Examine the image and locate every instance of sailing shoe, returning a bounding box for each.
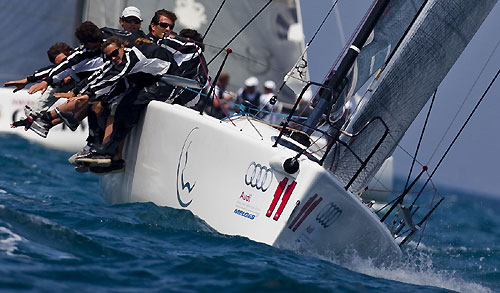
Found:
[68,145,92,165]
[29,118,51,138]
[89,159,125,175]
[23,105,38,119]
[75,151,112,167]
[55,107,79,131]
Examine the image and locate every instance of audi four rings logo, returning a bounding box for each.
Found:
[245,162,273,191]
[316,202,342,228]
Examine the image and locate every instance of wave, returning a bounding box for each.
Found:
[0,204,129,260]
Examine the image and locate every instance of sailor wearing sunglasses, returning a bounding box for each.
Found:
[147,9,177,42]
[119,6,143,33]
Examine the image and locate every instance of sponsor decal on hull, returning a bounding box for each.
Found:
[266,178,296,221]
[234,191,261,220]
[288,194,322,232]
[245,161,273,192]
[239,191,252,202]
[316,202,342,228]
[233,208,256,220]
[176,127,198,207]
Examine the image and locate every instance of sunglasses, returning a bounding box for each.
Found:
[104,47,120,61]
[123,17,141,24]
[158,22,174,29]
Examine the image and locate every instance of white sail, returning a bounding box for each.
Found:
[332,0,497,194]
[342,0,425,100]
[83,0,308,104]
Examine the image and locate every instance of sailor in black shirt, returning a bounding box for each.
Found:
[158,29,208,107]
[73,36,178,172]
[146,9,177,43]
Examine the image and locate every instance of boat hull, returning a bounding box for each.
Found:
[0,88,87,151]
[101,101,401,262]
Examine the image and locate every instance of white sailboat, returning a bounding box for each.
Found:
[0,88,88,151]
[0,0,497,263]
[98,0,498,262]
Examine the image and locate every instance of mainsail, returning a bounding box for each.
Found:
[341,0,425,101]
[83,0,308,104]
[332,0,497,194]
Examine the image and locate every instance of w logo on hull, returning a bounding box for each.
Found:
[316,202,342,228]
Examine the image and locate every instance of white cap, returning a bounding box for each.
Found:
[121,6,142,21]
[244,76,259,87]
[264,80,276,90]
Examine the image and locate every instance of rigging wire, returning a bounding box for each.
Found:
[296,0,378,119]
[410,64,500,210]
[404,89,437,190]
[275,0,341,96]
[207,0,273,66]
[202,0,226,40]
[203,43,305,84]
[426,35,500,165]
[413,188,439,251]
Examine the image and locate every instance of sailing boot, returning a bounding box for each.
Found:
[55,107,79,131]
[74,140,119,167]
[68,144,92,165]
[29,117,52,138]
[89,159,126,175]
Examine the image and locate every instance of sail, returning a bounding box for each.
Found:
[332,0,497,193]
[83,0,308,104]
[0,1,81,83]
[342,0,425,100]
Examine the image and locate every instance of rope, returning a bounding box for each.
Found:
[207,0,273,66]
[410,64,500,210]
[202,0,226,40]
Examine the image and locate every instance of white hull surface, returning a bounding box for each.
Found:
[102,101,401,262]
[0,88,87,152]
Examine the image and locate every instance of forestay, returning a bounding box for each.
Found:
[332,0,497,194]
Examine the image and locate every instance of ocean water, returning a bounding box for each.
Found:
[0,133,498,292]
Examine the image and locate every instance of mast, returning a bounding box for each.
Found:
[299,0,391,139]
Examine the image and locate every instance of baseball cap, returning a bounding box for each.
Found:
[264,80,276,90]
[121,6,142,21]
[244,76,259,87]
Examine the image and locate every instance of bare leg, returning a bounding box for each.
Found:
[102,115,115,145]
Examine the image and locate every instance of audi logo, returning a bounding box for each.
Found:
[316,202,342,228]
[245,162,273,191]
